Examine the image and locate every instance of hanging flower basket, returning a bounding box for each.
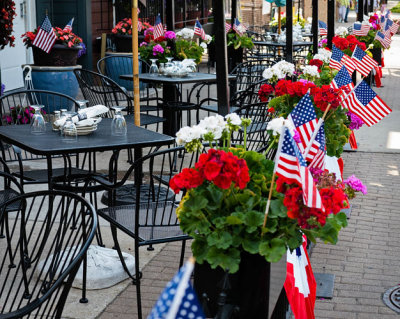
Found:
[32,44,82,66]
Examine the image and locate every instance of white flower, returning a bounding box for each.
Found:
[198,115,228,140]
[335,26,348,36]
[284,120,296,137]
[262,68,274,80]
[314,48,332,63]
[301,65,320,78]
[204,34,212,44]
[191,125,207,140]
[267,117,286,136]
[176,28,195,40]
[200,42,207,49]
[225,113,242,126]
[176,126,195,145]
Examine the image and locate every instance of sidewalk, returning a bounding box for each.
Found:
[95,17,400,319]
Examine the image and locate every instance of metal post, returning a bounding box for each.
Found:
[327,0,335,49]
[166,0,175,31]
[358,0,364,21]
[312,0,318,54]
[369,0,373,13]
[364,0,368,16]
[231,0,237,28]
[213,0,230,115]
[286,0,293,63]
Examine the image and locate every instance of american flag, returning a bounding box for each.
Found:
[288,93,320,162]
[385,19,399,35]
[375,31,391,49]
[275,127,324,210]
[318,21,327,36]
[148,260,205,319]
[153,14,164,40]
[32,15,57,53]
[385,10,391,19]
[329,45,357,74]
[352,23,369,36]
[309,125,326,170]
[342,80,391,126]
[138,20,143,32]
[225,22,232,34]
[233,18,245,36]
[379,15,386,28]
[352,45,378,77]
[63,17,74,32]
[331,66,355,100]
[194,20,207,40]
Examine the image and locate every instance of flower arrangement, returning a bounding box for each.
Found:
[171,114,356,273]
[139,27,210,64]
[260,57,351,158]
[0,0,17,49]
[22,27,83,48]
[226,30,254,50]
[2,105,46,125]
[112,18,152,35]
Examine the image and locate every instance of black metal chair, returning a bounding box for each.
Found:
[52,145,200,319]
[96,55,163,114]
[0,190,97,319]
[0,89,92,188]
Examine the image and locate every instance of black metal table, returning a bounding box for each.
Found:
[120,73,236,136]
[128,113,166,126]
[0,118,174,187]
[253,40,313,58]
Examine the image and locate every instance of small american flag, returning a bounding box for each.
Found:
[63,17,74,32]
[289,93,320,162]
[385,10,391,19]
[352,23,369,36]
[375,31,391,49]
[309,125,326,170]
[329,45,357,74]
[153,14,164,40]
[225,22,232,34]
[233,18,244,36]
[379,15,386,27]
[275,127,324,210]
[342,80,391,126]
[148,260,205,319]
[352,45,378,77]
[194,20,207,40]
[385,19,399,35]
[318,21,327,36]
[138,20,143,32]
[32,15,57,53]
[331,66,355,100]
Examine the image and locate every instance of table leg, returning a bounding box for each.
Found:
[162,83,178,136]
[47,155,53,190]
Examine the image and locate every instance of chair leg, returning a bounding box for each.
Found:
[110,225,142,283]
[179,240,186,268]
[80,253,88,303]
[135,240,143,319]
[0,218,4,238]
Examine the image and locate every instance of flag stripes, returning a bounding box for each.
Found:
[32,15,57,53]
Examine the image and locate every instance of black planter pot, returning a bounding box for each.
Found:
[228,46,244,73]
[32,44,81,66]
[113,34,145,53]
[370,47,382,65]
[193,252,287,318]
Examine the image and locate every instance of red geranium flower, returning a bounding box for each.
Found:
[258,84,275,102]
[309,59,324,72]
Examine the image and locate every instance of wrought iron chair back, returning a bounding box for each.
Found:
[0,190,97,319]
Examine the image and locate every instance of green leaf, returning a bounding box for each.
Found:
[183,195,208,211]
[259,238,286,263]
[269,199,287,218]
[207,231,233,249]
[191,237,208,263]
[265,218,278,233]
[242,238,260,254]
[206,247,241,273]
[226,215,244,225]
[243,210,264,233]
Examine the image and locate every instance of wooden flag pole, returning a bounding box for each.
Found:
[132,0,140,126]
[278,7,282,35]
[262,172,276,228]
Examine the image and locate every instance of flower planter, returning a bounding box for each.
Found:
[370,47,382,65]
[228,46,244,73]
[22,65,81,112]
[193,252,287,318]
[113,34,145,53]
[32,44,82,67]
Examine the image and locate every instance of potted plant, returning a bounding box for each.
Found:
[111,17,151,52]
[171,112,364,317]
[22,27,85,66]
[0,0,17,49]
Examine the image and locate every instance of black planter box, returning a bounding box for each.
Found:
[113,34,145,53]
[32,44,81,66]
[193,252,287,318]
